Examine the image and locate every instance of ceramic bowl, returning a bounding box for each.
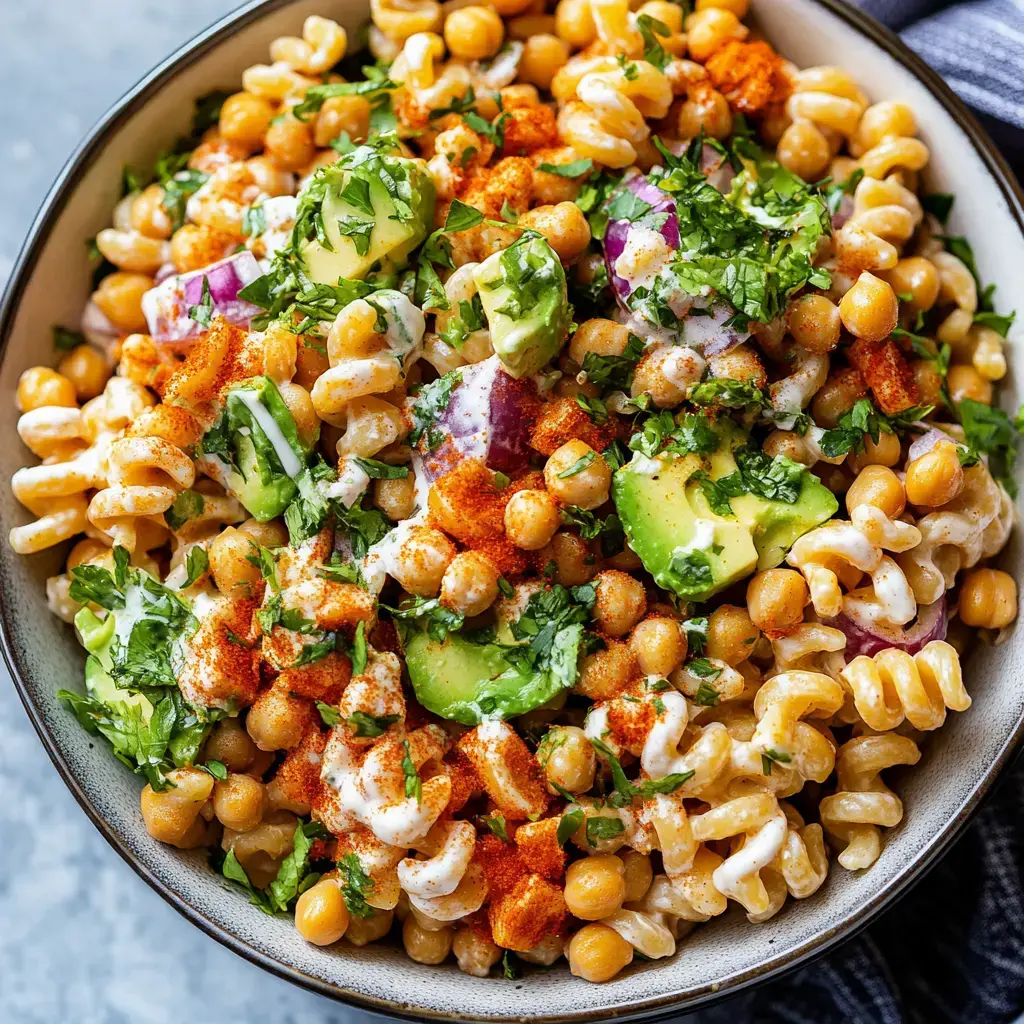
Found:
[2,0,1023,1019]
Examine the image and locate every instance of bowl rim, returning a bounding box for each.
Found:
[3,0,1024,1020]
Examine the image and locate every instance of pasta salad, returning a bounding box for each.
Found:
[9,0,1022,984]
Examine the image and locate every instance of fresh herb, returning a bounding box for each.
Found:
[338,852,376,919]
[335,215,375,256]
[922,192,955,224]
[199,759,228,781]
[689,378,770,412]
[349,620,368,675]
[636,13,671,70]
[481,813,509,842]
[975,310,1017,337]
[444,197,485,233]
[353,457,410,480]
[348,711,400,738]
[180,547,209,589]
[502,951,520,980]
[316,701,341,726]
[242,203,266,238]
[668,548,713,597]
[586,816,626,847]
[821,167,864,216]
[53,326,84,352]
[591,737,694,807]
[401,740,422,803]
[537,158,594,178]
[557,807,585,846]
[409,370,462,450]
[693,681,720,707]
[957,398,1020,496]
[187,275,215,328]
[581,333,645,390]
[164,490,205,530]
[291,71,398,121]
[557,451,596,478]
[384,595,464,643]
[497,577,515,599]
[682,617,708,657]
[818,398,933,459]
[686,657,721,680]
[575,393,609,425]
[559,508,625,556]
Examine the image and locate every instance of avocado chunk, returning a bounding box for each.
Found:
[299,143,436,284]
[613,419,837,602]
[199,376,316,521]
[75,606,153,716]
[404,626,583,726]
[473,232,571,378]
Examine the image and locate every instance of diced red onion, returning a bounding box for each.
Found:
[143,251,264,344]
[907,427,965,464]
[831,194,854,230]
[828,594,947,658]
[154,262,177,285]
[420,355,536,479]
[604,174,680,301]
[688,302,750,355]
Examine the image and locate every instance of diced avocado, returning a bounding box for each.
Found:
[612,420,838,602]
[404,624,583,726]
[199,376,316,521]
[299,145,436,284]
[473,232,571,378]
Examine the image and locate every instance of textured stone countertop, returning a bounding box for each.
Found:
[0,4,376,1021]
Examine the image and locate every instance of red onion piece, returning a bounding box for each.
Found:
[420,355,536,480]
[906,427,967,464]
[689,302,750,355]
[143,251,263,343]
[831,194,854,230]
[828,594,947,658]
[604,174,679,301]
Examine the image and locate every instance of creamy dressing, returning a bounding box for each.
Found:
[324,457,370,508]
[258,195,298,257]
[661,347,706,390]
[234,388,303,478]
[360,509,428,595]
[372,289,426,366]
[628,452,664,476]
[613,226,674,293]
[672,518,717,561]
[712,811,788,897]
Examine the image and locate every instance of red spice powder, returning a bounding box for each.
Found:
[459,157,535,218]
[514,819,567,881]
[277,649,351,704]
[272,727,327,809]
[489,873,568,952]
[607,695,656,754]
[442,749,482,816]
[476,833,529,902]
[705,40,792,115]
[847,338,919,414]
[501,106,560,157]
[530,397,617,457]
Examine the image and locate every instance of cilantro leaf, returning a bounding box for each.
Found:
[348,711,400,737]
[409,370,462,451]
[338,852,376,918]
[180,547,209,589]
[164,490,205,530]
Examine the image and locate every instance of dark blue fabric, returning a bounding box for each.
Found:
[692,4,1024,1021]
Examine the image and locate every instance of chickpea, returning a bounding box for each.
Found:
[544,440,611,510]
[621,851,653,903]
[519,203,591,263]
[314,95,371,148]
[213,772,265,832]
[492,0,534,14]
[92,271,154,333]
[219,91,275,150]
[569,318,629,366]
[811,367,864,429]
[208,527,262,596]
[686,8,746,62]
[373,474,416,521]
[16,366,77,412]
[882,257,940,312]
[904,441,964,507]
[140,767,214,847]
[911,357,944,409]
[628,616,686,676]
[706,604,760,665]
[554,0,596,48]
[593,570,647,638]
[786,294,841,353]
[845,464,906,518]
[440,551,500,617]
[444,6,504,60]
[697,0,749,13]
[519,34,571,90]
[947,364,993,405]
[568,923,633,983]
[130,184,173,240]
[238,517,289,549]
[170,223,229,274]
[58,345,109,401]
[564,854,627,920]
[747,569,808,632]
[391,526,457,597]
[505,489,562,550]
[345,909,394,946]
[959,569,1018,630]
[848,429,901,472]
[839,272,899,343]
[777,119,831,181]
[540,531,596,587]
[677,89,733,140]
[264,114,316,172]
[453,928,502,977]
[295,878,351,946]
[576,639,638,700]
[401,916,454,965]
[205,717,257,772]
[246,687,311,752]
[538,725,596,794]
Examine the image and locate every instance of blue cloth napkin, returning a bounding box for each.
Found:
[693,4,1024,1022]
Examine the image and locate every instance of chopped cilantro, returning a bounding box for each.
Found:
[557,451,597,478]
[164,489,205,530]
[401,740,423,803]
[481,813,509,842]
[53,326,84,352]
[180,547,209,589]
[586,816,626,847]
[409,370,462,451]
[348,710,400,737]
[338,852,376,919]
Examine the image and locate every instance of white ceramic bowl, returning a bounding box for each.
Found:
[2,1,1023,1019]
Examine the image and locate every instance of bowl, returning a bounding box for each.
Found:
[2,0,1023,1019]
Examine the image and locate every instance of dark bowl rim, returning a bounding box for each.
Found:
[2,0,1024,1020]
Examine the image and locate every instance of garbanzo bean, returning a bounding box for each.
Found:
[205,717,257,772]
[538,724,596,794]
[882,257,940,312]
[440,551,500,617]
[747,569,808,632]
[92,271,154,333]
[628,616,686,676]
[17,366,78,411]
[209,527,262,596]
[140,766,213,847]
[540,531,596,587]
[947,363,993,404]
[621,850,653,903]
[839,272,899,343]
[568,923,633,983]
[219,91,276,150]
[213,772,265,832]
[519,34,571,90]
[959,569,1018,629]
[519,203,591,263]
[564,854,627,920]
[706,604,760,665]
[845,464,906,518]
[403,916,454,964]
[904,441,964,507]
[295,878,351,945]
[444,5,504,60]
[544,440,612,509]
[504,489,562,550]
[593,570,647,637]
[453,928,503,977]
[786,294,841,353]
[58,345,109,401]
